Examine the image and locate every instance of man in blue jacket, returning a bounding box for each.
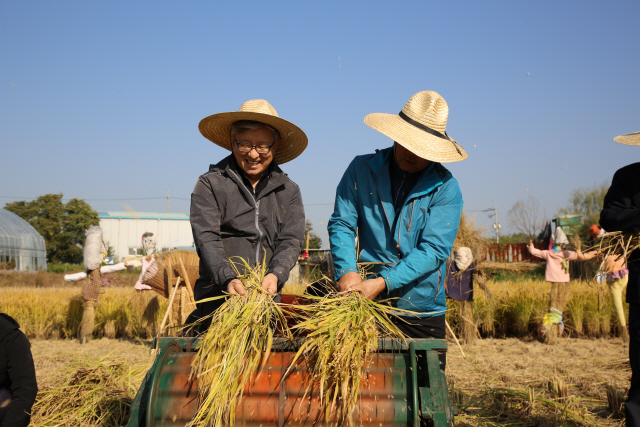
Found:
[328,91,467,369]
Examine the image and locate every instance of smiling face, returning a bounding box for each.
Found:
[230,126,279,186]
[393,142,431,173]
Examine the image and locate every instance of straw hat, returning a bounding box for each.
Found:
[614,131,640,146]
[199,99,308,164]
[364,91,467,163]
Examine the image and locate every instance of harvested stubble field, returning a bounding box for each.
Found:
[3,275,632,425]
[28,336,629,426]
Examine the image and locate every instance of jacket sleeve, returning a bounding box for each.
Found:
[600,168,640,233]
[327,158,360,280]
[3,332,38,427]
[528,246,548,260]
[379,177,463,292]
[267,184,305,286]
[190,177,237,287]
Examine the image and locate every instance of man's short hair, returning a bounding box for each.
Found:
[230,120,281,142]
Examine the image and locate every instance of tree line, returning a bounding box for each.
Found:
[4,194,324,264]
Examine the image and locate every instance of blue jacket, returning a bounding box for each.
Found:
[328,147,463,316]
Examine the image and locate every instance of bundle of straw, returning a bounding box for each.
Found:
[190,259,292,427]
[31,358,148,427]
[288,291,407,422]
[588,231,640,273]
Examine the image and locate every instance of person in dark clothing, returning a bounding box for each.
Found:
[0,313,38,427]
[189,99,307,329]
[598,130,640,427]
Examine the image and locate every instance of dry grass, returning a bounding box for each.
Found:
[27,337,630,427]
[453,211,488,264]
[448,337,629,426]
[0,270,138,288]
[31,357,150,427]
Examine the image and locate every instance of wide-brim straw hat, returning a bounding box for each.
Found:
[199,99,308,164]
[614,131,640,146]
[364,90,467,163]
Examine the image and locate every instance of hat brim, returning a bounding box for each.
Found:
[199,111,308,164]
[364,113,467,163]
[614,131,640,147]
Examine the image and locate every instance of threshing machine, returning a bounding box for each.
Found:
[127,336,454,427]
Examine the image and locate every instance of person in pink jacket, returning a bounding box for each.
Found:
[527,226,577,343]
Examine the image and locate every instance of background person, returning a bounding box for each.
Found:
[0,313,38,427]
[328,90,467,370]
[190,100,307,329]
[598,130,640,426]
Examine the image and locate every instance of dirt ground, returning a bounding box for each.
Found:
[30,337,630,426]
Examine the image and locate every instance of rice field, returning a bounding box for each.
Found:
[0,278,628,340]
[446,279,627,340]
[0,287,167,339]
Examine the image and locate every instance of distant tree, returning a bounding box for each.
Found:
[304,220,322,250]
[558,181,609,242]
[506,195,547,241]
[4,194,99,264]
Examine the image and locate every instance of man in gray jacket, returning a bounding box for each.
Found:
[190,99,307,324]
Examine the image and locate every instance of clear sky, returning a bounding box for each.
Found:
[1,1,639,248]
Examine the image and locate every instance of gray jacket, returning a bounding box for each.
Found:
[190,155,305,299]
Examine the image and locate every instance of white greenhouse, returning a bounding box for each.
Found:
[0,208,47,271]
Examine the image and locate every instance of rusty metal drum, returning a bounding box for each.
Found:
[146,342,415,427]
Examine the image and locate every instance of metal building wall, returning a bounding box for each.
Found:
[98,214,193,261]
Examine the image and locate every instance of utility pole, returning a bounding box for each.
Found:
[491,201,501,243]
[167,190,170,213]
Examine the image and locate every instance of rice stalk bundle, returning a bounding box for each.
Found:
[589,231,640,273]
[288,291,408,423]
[31,358,148,427]
[452,211,487,263]
[190,258,292,427]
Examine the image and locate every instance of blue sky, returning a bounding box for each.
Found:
[1,1,639,247]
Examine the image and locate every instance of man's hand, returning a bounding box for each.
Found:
[227,279,245,295]
[261,273,278,294]
[337,272,362,292]
[349,277,386,300]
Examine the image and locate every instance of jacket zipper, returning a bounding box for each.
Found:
[229,169,264,265]
[368,164,393,234]
[254,200,262,264]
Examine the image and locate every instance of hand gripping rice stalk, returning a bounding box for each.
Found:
[288,290,409,423]
[190,258,293,427]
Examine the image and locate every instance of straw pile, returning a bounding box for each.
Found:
[30,358,148,427]
[190,259,292,427]
[288,288,408,422]
[452,211,488,264]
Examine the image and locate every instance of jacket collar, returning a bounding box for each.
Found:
[209,154,289,200]
[367,147,445,200]
[367,147,445,232]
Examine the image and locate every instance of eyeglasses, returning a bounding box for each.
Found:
[235,139,274,154]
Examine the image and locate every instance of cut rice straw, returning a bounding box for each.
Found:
[587,231,640,275]
[285,264,413,423]
[189,257,293,427]
[30,357,149,427]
